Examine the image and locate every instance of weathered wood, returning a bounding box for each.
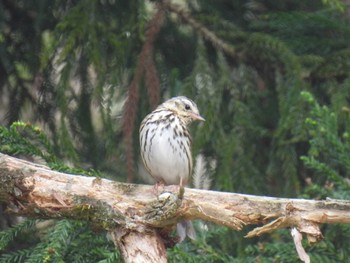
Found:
[1,153,350,261]
[110,228,167,263]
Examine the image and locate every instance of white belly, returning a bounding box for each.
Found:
[141,119,192,185]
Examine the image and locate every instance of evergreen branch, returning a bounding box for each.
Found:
[160,0,236,58]
[0,219,37,251]
[0,247,34,263]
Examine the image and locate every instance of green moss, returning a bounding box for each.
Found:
[0,167,25,201]
[110,181,139,194]
[69,196,124,230]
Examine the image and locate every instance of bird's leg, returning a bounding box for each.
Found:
[178,177,185,199]
[166,177,184,197]
[153,180,165,196]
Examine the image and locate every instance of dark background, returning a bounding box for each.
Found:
[0,0,350,262]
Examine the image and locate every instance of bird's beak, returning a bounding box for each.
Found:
[191,113,205,121]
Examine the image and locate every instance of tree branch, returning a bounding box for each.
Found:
[1,153,350,261]
[160,0,236,58]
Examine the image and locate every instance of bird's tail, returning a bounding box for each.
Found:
[177,220,196,243]
[177,155,212,242]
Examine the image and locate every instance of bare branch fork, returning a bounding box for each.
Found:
[1,153,350,262]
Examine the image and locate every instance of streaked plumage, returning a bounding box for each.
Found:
[139,96,204,242]
[139,96,204,186]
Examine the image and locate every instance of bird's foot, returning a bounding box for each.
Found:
[166,184,185,199]
[153,181,165,196]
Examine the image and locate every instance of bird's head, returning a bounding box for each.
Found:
[160,96,205,124]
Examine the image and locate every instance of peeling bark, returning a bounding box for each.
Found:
[1,153,350,261]
[110,228,167,263]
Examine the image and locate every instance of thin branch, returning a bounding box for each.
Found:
[122,6,164,183]
[160,0,236,58]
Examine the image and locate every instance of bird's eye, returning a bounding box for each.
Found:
[185,104,191,110]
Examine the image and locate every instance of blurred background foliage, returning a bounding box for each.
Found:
[1,0,350,262]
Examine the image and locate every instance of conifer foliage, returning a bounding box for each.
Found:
[1,0,350,261]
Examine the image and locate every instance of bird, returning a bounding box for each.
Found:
[139,96,205,242]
